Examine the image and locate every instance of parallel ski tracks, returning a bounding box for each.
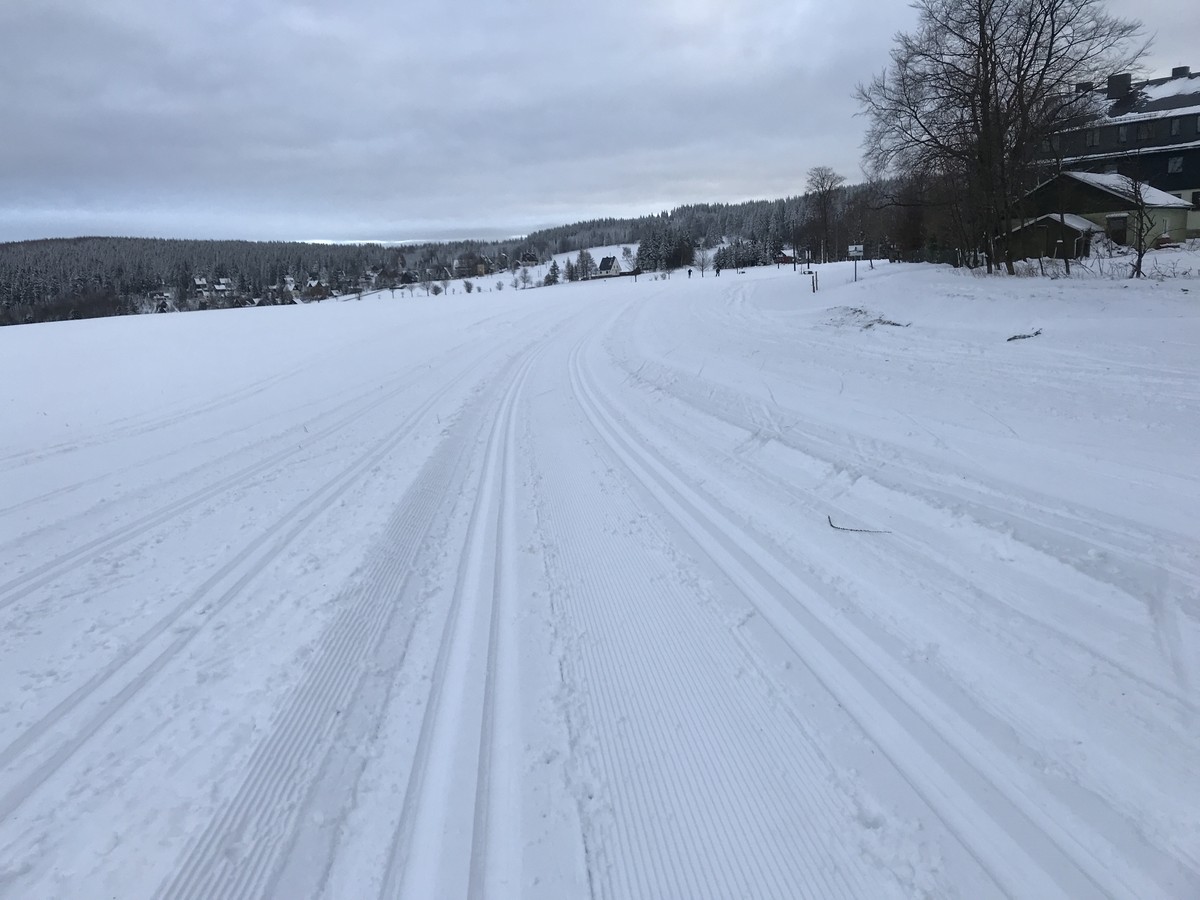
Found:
[0,305,568,608]
[612,347,1198,641]
[0,348,485,613]
[605,299,1195,562]
[157,398,476,900]
[0,365,380,522]
[541,462,876,899]
[568,338,1165,900]
[0,347,505,827]
[0,361,309,469]
[378,347,537,900]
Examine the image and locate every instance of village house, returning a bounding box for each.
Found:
[1022,170,1192,251]
[596,256,621,277]
[1006,213,1100,261]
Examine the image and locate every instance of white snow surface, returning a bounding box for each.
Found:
[1,258,1199,899]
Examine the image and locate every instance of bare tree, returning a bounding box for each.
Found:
[694,247,711,277]
[519,266,532,289]
[857,0,1144,273]
[806,166,846,263]
[1125,172,1155,278]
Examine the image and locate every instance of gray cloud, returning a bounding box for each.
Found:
[0,0,1188,242]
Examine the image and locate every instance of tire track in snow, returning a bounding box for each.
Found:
[378,348,537,900]
[0,355,489,825]
[569,338,1168,900]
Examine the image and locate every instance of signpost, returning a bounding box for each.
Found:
[799,249,818,292]
[849,243,863,282]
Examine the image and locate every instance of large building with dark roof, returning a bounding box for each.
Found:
[1052,66,1200,236]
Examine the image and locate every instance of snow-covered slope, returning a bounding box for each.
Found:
[1,257,1198,898]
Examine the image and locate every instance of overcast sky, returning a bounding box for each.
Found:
[0,0,1191,243]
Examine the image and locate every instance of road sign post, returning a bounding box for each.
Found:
[849,244,863,282]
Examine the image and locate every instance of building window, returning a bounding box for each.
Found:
[1137,123,1152,141]
[1167,156,1183,174]
[1085,127,1100,147]
[1192,191,1200,209]
[1170,118,1181,136]
[1117,125,1128,143]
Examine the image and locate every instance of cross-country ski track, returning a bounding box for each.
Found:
[1,259,1198,898]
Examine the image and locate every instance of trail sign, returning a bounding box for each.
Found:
[849,244,864,282]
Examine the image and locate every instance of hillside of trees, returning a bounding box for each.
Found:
[1,174,949,326]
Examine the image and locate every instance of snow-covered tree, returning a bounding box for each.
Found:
[575,249,596,280]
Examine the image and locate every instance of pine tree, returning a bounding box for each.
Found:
[545,260,560,285]
[576,249,596,280]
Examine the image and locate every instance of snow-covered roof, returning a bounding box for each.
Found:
[1142,75,1200,102]
[1100,71,1200,122]
[1010,213,1101,234]
[1059,138,1200,166]
[1063,171,1192,208]
[1107,103,1200,125]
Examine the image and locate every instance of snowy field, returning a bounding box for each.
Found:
[1,256,1198,899]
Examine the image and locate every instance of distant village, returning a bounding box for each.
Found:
[152,249,643,313]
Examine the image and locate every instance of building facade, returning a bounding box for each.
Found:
[1053,67,1200,237]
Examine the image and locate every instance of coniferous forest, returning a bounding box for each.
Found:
[2,181,930,326]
